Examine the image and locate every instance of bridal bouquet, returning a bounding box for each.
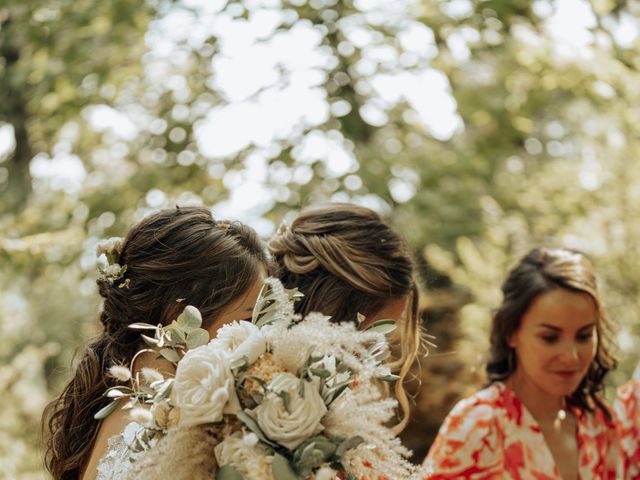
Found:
[97,278,418,480]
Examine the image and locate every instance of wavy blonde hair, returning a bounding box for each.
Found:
[268,203,422,432]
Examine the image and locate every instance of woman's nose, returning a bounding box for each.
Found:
[558,342,580,363]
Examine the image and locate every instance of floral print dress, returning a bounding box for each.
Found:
[615,379,640,480]
[423,382,621,480]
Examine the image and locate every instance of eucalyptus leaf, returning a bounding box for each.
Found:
[141,334,159,347]
[186,328,209,349]
[176,305,203,331]
[379,373,401,382]
[279,390,291,414]
[107,389,127,398]
[159,348,180,363]
[216,465,245,480]
[365,320,397,334]
[309,367,331,379]
[336,435,364,457]
[154,379,173,401]
[272,453,298,480]
[94,398,121,420]
[129,323,158,330]
[165,325,186,344]
[327,383,350,405]
[236,411,278,447]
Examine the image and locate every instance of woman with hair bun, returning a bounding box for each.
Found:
[268,203,424,432]
[424,248,620,479]
[42,206,269,480]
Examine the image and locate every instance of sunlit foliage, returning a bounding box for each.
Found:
[1,0,639,473]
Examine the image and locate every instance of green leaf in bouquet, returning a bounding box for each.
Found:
[326,381,351,406]
[176,305,203,331]
[379,373,401,382]
[94,398,121,420]
[164,325,186,344]
[153,379,173,402]
[367,341,389,359]
[159,348,180,363]
[249,391,264,406]
[141,334,160,348]
[309,367,331,379]
[186,328,209,349]
[272,453,298,480]
[297,379,305,398]
[365,320,397,334]
[129,322,159,330]
[292,436,336,475]
[255,310,276,328]
[106,386,134,398]
[335,436,364,457]
[216,465,245,480]
[236,411,278,447]
[278,390,291,414]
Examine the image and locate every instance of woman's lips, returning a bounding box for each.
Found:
[553,370,578,379]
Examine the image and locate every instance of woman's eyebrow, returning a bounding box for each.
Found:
[537,323,562,331]
[578,322,596,331]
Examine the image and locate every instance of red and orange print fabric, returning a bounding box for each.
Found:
[615,379,640,479]
[423,382,627,479]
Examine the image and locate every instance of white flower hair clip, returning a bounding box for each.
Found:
[96,236,128,285]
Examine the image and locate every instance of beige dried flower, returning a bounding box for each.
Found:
[151,401,171,429]
[168,406,181,427]
[240,353,287,405]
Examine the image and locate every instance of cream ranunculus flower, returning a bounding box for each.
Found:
[253,373,327,450]
[210,320,267,369]
[170,344,240,427]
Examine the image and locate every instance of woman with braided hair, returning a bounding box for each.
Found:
[268,203,425,432]
[42,206,269,480]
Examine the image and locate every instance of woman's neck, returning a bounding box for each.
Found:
[505,369,566,426]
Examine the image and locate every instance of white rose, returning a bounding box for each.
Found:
[210,320,267,369]
[214,432,271,477]
[253,373,327,450]
[170,344,240,427]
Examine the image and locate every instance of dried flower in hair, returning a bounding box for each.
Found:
[108,365,132,383]
[142,368,164,385]
[96,236,125,257]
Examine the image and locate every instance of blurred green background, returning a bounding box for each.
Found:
[2,0,639,477]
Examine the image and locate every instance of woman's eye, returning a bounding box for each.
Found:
[577,333,593,343]
[541,335,558,344]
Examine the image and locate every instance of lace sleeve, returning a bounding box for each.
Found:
[96,422,151,480]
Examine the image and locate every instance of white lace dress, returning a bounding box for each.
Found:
[96,422,152,480]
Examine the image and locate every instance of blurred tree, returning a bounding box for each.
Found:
[2,0,640,475]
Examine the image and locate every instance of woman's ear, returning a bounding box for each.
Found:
[507,331,517,349]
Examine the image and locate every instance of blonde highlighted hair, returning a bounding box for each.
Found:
[268,203,422,432]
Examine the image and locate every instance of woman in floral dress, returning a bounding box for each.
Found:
[423,248,621,479]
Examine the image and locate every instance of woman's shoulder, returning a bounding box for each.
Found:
[432,383,511,448]
[81,406,141,480]
[424,383,506,476]
[446,382,511,423]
